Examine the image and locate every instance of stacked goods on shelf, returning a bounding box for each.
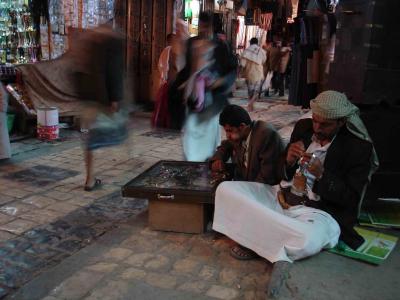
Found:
[0,0,39,64]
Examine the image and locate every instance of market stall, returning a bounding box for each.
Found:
[1,0,117,139]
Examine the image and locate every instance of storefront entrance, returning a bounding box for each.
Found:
[126,0,174,104]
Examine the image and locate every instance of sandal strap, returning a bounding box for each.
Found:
[231,245,257,260]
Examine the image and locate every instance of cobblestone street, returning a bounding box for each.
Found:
[0,115,186,299]
[0,97,398,300]
[0,95,304,299]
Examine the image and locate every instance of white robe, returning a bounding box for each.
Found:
[213,181,340,262]
[183,113,221,162]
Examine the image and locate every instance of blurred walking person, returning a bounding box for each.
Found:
[240,38,266,111]
[262,41,281,97]
[152,33,174,128]
[71,20,128,191]
[275,41,291,97]
[170,11,237,161]
[153,20,189,129]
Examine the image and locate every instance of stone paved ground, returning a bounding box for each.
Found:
[0,116,184,298]
[13,213,272,300]
[1,94,302,299]
[1,93,399,300]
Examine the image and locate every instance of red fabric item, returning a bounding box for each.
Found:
[233,19,240,35]
[151,83,171,128]
[260,13,273,31]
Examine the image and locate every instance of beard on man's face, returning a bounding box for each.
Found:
[314,128,338,142]
[315,132,328,141]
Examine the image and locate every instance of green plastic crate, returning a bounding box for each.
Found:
[6,113,15,134]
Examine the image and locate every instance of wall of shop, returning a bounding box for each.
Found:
[327,0,400,105]
[126,0,175,104]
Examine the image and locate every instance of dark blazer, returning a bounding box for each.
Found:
[286,118,373,249]
[210,120,284,185]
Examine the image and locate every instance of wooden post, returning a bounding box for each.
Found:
[47,20,52,60]
[78,0,83,29]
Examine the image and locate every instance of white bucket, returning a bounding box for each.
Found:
[37,107,59,140]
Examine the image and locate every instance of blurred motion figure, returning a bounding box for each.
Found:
[169,11,237,161]
[70,20,127,191]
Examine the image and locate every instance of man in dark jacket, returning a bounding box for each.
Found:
[210,104,284,185]
[212,90,378,297]
[284,90,378,250]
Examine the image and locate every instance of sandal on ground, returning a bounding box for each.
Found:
[230,245,258,260]
[84,178,102,191]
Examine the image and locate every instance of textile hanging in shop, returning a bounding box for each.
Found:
[260,13,273,31]
[62,0,114,29]
[245,26,265,47]
[245,8,262,26]
[253,8,262,25]
[46,0,115,58]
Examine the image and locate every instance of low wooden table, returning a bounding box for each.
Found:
[122,160,230,233]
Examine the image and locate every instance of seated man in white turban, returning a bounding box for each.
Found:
[212,90,378,297]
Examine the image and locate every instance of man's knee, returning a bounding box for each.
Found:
[300,220,339,257]
[215,181,235,200]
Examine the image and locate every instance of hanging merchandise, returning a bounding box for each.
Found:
[44,0,115,59]
[260,13,273,31]
[253,8,261,26]
[0,0,40,64]
[62,0,114,29]
[236,15,245,52]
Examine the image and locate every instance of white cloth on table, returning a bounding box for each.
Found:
[0,84,11,160]
[183,113,221,162]
[212,181,340,262]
